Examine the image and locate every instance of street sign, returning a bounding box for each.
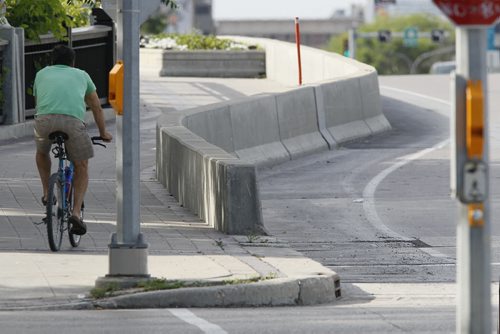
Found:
[403,27,418,47]
[432,0,500,26]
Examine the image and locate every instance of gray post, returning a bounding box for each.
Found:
[106,0,149,279]
[0,27,24,125]
[348,29,356,59]
[454,27,491,333]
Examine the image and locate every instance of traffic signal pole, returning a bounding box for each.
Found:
[453,26,491,333]
[348,29,356,59]
[97,0,165,287]
[109,0,149,276]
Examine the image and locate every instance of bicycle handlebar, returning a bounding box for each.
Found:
[91,136,107,148]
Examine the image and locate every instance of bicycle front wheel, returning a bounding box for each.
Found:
[46,173,64,251]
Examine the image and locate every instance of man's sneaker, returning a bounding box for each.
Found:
[69,216,87,235]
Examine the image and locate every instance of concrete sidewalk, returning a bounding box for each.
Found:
[0,75,340,309]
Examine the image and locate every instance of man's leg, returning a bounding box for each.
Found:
[36,151,51,201]
[72,159,88,218]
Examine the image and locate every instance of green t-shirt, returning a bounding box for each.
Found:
[34,65,96,121]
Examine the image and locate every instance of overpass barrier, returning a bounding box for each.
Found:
[156,37,391,235]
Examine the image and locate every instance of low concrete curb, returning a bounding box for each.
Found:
[0,273,339,311]
[93,274,340,309]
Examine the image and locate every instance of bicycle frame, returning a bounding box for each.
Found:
[44,133,105,251]
[51,137,73,219]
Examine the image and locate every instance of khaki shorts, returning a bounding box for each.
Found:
[34,114,94,161]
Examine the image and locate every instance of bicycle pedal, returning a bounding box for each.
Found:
[34,217,48,226]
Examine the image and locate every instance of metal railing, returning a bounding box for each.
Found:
[24,25,114,117]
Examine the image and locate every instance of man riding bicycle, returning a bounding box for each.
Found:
[34,45,113,236]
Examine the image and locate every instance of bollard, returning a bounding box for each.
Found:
[294,17,302,86]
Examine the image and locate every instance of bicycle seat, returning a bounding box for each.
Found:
[48,131,69,141]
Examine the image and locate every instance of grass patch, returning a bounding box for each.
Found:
[89,274,280,299]
[137,278,188,291]
[90,283,120,299]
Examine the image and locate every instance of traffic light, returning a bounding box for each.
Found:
[378,30,391,42]
[431,29,445,43]
[342,38,350,57]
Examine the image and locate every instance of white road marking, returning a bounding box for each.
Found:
[196,83,231,101]
[168,309,228,334]
[380,85,450,106]
[363,86,452,259]
[362,139,449,241]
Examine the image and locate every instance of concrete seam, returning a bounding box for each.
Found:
[358,77,374,135]
[274,95,292,157]
[312,87,334,150]
[296,279,303,305]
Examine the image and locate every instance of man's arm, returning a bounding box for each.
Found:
[84,91,113,142]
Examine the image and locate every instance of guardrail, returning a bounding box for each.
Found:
[0,18,114,125]
[156,37,391,235]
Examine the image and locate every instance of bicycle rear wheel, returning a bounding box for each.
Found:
[46,173,64,251]
[68,187,83,247]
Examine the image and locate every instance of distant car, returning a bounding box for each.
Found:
[429,61,456,74]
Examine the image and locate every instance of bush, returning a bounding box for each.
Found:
[5,0,91,42]
[147,33,248,50]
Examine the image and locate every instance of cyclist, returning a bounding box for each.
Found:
[34,45,113,236]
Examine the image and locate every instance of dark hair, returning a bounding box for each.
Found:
[52,45,75,66]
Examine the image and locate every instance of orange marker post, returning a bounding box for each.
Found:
[294,17,303,86]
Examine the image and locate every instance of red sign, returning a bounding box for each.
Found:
[432,0,500,26]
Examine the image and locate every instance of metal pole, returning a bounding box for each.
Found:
[107,0,148,278]
[348,29,356,59]
[455,26,491,333]
[294,17,302,86]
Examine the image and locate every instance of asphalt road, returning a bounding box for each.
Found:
[259,74,500,284]
[2,74,498,332]
[0,304,456,333]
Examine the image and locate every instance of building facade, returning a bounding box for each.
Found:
[216,16,363,48]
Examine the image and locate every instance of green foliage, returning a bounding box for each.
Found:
[5,0,92,42]
[176,34,232,50]
[161,0,178,9]
[137,278,187,291]
[138,0,178,35]
[326,14,455,75]
[90,283,119,299]
[62,0,92,28]
[141,14,168,35]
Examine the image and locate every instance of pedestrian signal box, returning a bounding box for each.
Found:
[466,80,484,159]
[109,61,124,115]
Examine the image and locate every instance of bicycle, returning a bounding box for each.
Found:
[42,131,106,252]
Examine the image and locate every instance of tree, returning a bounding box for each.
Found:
[5,0,91,41]
[327,14,455,75]
[5,0,178,42]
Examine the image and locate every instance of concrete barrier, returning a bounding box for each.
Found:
[275,87,328,159]
[316,77,372,143]
[359,71,391,135]
[140,49,266,78]
[156,37,391,235]
[229,95,290,166]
